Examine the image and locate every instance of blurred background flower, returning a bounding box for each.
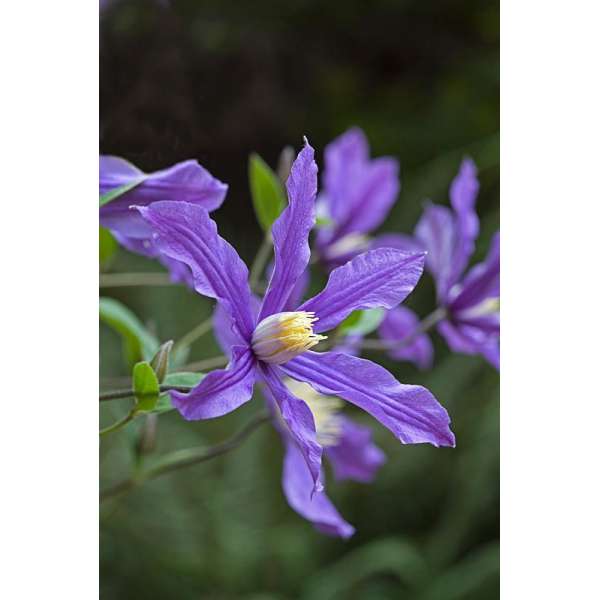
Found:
[100,0,499,597]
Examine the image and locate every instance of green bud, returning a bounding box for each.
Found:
[150,340,173,384]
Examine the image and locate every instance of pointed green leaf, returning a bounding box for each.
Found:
[249,153,286,232]
[99,177,146,207]
[99,297,160,366]
[338,308,386,336]
[132,361,160,412]
[164,372,206,387]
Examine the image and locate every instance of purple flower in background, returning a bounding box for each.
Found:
[378,306,434,370]
[385,159,499,369]
[99,155,227,283]
[136,140,454,537]
[265,379,385,538]
[315,128,400,268]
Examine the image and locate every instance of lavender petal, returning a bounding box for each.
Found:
[300,248,425,333]
[170,347,257,420]
[282,351,455,447]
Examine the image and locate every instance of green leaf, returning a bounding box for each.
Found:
[164,372,206,387]
[249,153,286,232]
[132,361,160,412]
[99,178,146,207]
[152,372,206,414]
[338,308,386,336]
[99,297,160,366]
[99,226,118,270]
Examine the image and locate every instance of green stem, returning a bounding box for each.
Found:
[99,411,135,437]
[100,412,270,501]
[357,307,447,352]
[172,316,213,354]
[179,355,228,372]
[99,272,175,288]
[249,234,273,290]
[100,384,196,403]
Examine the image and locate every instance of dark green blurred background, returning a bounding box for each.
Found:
[100,0,499,598]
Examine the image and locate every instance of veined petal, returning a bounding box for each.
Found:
[259,141,317,319]
[170,347,257,420]
[318,128,399,245]
[378,306,434,370]
[266,261,310,311]
[137,201,255,341]
[415,203,458,302]
[100,156,227,210]
[326,417,386,483]
[300,248,425,333]
[213,295,262,358]
[282,439,355,539]
[281,351,455,447]
[100,157,227,241]
[259,363,323,494]
[449,158,480,281]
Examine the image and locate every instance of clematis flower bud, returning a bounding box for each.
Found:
[150,340,173,383]
[251,312,326,365]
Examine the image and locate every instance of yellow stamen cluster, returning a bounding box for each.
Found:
[251,311,327,365]
[285,379,343,446]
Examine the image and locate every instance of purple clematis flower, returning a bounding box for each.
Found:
[377,306,434,370]
[383,159,499,369]
[315,128,400,268]
[264,379,385,538]
[99,155,227,283]
[135,141,454,519]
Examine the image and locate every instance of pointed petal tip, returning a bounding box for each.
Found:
[340,524,356,539]
[300,136,315,155]
[168,389,195,420]
[460,155,478,173]
[441,428,456,448]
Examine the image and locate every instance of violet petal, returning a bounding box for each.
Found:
[170,346,257,420]
[300,248,425,333]
[259,141,317,319]
[282,351,455,447]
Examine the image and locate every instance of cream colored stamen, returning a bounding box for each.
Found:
[456,297,500,320]
[252,311,327,365]
[285,379,343,446]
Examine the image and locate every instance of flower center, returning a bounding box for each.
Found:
[284,379,343,446]
[456,296,500,320]
[252,311,327,365]
[326,233,370,259]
